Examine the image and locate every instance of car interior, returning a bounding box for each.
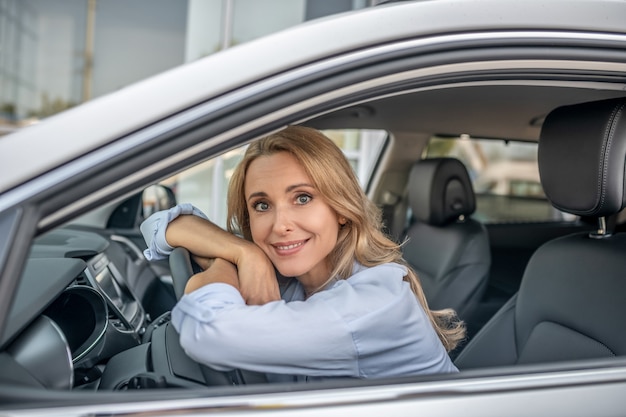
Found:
[455,97,626,368]
[2,72,626,394]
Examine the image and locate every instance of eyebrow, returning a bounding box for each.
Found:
[247,183,315,202]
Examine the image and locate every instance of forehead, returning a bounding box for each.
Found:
[244,152,312,194]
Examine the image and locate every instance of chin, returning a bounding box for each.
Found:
[273,262,308,279]
[275,267,304,279]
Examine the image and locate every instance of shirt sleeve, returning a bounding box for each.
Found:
[140,203,208,261]
[170,263,455,378]
[170,282,359,377]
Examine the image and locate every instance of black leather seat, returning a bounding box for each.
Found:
[455,97,626,369]
[402,158,490,322]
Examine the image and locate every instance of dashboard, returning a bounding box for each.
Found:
[0,227,212,390]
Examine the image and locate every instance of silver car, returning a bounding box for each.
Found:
[2,0,626,415]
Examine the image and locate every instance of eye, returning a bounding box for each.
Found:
[296,194,312,205]
[253,201,270,212]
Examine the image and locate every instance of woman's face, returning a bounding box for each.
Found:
[244,152,341,291]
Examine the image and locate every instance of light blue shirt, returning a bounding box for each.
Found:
[140,203,208,261]
[142,205,458,380]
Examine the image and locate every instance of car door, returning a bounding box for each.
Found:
[2,1,626,416]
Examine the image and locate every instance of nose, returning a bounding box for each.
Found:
[272,205,294,235]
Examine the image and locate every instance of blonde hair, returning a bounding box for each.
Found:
[227,126,465,351]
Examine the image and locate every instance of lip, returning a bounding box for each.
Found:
[271,239,308,256]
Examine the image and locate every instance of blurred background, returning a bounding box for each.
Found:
[0,0,382,132]
[1,0,389,225]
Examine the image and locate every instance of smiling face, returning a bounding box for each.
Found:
[244,151,341,292]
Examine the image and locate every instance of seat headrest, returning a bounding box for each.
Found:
[407,158,475,226]
[539,98,626,217]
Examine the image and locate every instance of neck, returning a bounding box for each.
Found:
[300,276,338,299]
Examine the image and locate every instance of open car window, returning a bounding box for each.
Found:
[154,129,388,228]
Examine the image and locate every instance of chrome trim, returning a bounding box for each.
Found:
[8,363,626,415]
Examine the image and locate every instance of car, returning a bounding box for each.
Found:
[2,0,626,415]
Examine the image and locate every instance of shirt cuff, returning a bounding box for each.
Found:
[140,203,209,261]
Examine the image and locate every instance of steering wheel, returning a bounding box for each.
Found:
[169,247,203,300]
[167,247,267,385]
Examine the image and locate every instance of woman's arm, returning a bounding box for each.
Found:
[171,282,358,377]
[171,263,454,378]
[141,204,280,304]
[167,214,280,304]
[166,214,251,268]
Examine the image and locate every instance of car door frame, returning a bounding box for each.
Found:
[2,27,626,415]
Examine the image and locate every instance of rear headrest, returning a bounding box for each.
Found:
[539,98,626,217]
[407,158,475,226]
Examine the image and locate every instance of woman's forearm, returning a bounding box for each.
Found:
[165,214,254,264]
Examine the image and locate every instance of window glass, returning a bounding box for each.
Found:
[424,135,573,223]
[160,129,387,228]
[323,129,387,188]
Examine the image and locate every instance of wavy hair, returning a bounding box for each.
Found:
[227,126,465,351]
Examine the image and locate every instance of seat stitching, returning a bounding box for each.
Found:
[598,103,624,212]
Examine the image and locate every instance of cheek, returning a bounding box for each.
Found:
[316,212,341,242]
[249,215,270,244]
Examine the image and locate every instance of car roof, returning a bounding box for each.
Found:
[1,0,625,195]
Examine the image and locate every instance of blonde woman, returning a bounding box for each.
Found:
[141,126,464,381]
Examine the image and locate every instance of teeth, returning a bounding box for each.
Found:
[277,242,303,250]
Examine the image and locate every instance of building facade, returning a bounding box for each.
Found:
[0,0,376,129]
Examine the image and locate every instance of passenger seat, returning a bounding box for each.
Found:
[402,158,490,324]
[455,97,626,369]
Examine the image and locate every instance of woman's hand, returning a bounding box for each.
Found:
[233,244,280,305]
[192,249,280,304]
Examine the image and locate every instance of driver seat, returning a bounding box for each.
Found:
[455,97,626,369]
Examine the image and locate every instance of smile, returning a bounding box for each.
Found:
[275,241,305,250]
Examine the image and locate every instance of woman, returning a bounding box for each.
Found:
[141,126,465,381]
